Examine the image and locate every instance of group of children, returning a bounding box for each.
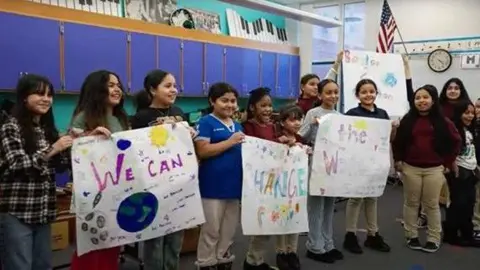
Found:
[0,49,479,270]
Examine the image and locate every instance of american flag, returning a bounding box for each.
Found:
[376,0,397,53]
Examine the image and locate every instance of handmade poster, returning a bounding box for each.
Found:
[342,50,408,117]
[309,114,392,198]
[71,123,204,255]
[241,137,309,235]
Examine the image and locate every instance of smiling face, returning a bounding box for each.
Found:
[301,77,320,98]
[211,92,238,119]
[251,95,273,124]
[446,82,461,100]
[320,82,339,109]
[462,104,475,126]
[357,83,377,106]
[414,89,433,112]
[283,116,302,134]
[106,74,123,106]
[150,73,178,106]
[26,86,53,115]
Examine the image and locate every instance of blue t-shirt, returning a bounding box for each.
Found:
[195,114,243,199]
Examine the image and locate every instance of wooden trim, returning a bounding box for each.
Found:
[0,0,299,55]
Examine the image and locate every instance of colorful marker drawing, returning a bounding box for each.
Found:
[149,126,171,147]
[257,206,266,226]
[383,72,397,87]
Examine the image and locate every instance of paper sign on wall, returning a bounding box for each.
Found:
[309,114,391,198]
[342,50,408,117]
[71,123,205,256]
[241,137,309,235]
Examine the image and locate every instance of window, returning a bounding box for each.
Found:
[311,5,341,62]
[343,2,366,51]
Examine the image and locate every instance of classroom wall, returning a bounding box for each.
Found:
[0,1,290,132]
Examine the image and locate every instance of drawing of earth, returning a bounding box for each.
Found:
[116,192,159,233]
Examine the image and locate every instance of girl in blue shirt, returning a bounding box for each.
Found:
[194,83,244,270]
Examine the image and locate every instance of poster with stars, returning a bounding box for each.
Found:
[71,122,205,256]
[309,114,392,198]
[241,137,309,235]
[342,50,408,117]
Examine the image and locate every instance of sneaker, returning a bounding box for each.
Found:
[364,233,391,252]
[422,241,439,253]
[276,253,290,270]
[406,238,422,250]
[243,260,274,270]
[343,232,363,254]
[286,252,301,270]
[218,262,233,270]
[306,250,335,264]
[417,215,427,229]
[327,249,344,260]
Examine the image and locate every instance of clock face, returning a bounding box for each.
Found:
[428,49,452,73]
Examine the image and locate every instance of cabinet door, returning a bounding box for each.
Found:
[182,40,204,97]
[0,13,61,90]
[224,46,245,95]
[130,33,156,94]
[276,54,291,98]
[158,36,181,90]
[64,23,128,92]
[243,49,261,92]
[205,43,224,94]
[290,55,300,98]
[260,52,276,92]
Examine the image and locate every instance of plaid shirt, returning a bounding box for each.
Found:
[0,117,70,224]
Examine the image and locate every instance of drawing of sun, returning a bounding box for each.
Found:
[352,120,368,130]
[149,126,170,147]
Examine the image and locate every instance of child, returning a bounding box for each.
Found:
[69,70,130,270]
[393,85,461,253]
[130,70,187,270]
[473,98,480,240]
[439,78,471,119]
[0,74,72,270]
[342,79,391,254]
[443,101,480,247]
[299,78,343,264]
[194,83,244,270]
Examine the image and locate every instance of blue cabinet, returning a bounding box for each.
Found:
[290,55,300,98]
[0,13,61,90]
[243,49,261,93]
[260,52,276,92]
[205,43,224,94]
[130,33,156,93]
[158,36,181,91]
[63,23,128,92]
[182,40,204,96]
[276,54,291,98]
[225,46,260,97]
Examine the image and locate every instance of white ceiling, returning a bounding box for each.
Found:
[271,0,328,5]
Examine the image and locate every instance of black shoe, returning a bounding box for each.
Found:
[199,266,218,270]
[276,253,290,270]
[243,260,273,270]
[422,241,439,253]
[217,262,233,270]
[327,249,344,260]
[364,233,391,252]
[406,238,422,250]
[306,250,335,264]
[343,232,363,254]
[286,252,301,270]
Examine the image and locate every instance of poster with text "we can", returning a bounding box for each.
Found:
[309,114,392,198]
[71,123,205,256]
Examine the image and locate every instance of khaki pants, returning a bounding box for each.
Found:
[474,182,480,230]
[196,199,240,267]
[402,163,445,244]
[345,197,378,235]
[245,234,299,265]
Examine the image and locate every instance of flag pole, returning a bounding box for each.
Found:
[388,2,409,55]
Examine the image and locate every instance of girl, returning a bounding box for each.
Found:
[342,79,391,254]
[439,78,471,119]
[242,89,300,270]
[393,85,461,253]
[0,74,72,270]
[443,101,480,247]
[299,78,342,264]
[194,83,244,270]
[296,51,343,113]
[474,98,480,239]
[130,69,187,270]
[69,70,130,270]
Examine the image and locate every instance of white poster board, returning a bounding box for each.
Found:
[241,137,309,235]
[342,50,408,117]
[71,123,205,255]
[309,114,391,197]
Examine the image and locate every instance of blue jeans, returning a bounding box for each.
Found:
[306,196,336,254]
[0,213,52,270]
[143,230,184,270]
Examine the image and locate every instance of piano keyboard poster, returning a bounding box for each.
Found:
[29,0,123,17]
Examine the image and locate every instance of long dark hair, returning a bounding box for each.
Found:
[439,77,470,104]
[246,87,271,120]
[451,101,476,151]
[312,79,337,108]
[72,70,129,131]
[12,74,59,154]
[299,74,319,98]
[394,85,454,156]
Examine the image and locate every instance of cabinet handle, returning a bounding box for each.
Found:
[206,82,210,90]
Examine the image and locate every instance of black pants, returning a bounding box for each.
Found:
[444,167,478,240]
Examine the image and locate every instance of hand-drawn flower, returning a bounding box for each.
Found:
[383,72,397,87]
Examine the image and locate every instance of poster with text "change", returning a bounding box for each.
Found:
[71,123,205,255]
[241,137,309,235]
[309,114,392,198]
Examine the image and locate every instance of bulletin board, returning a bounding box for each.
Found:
[393,36,480,99]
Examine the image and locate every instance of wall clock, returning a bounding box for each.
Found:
[427,49,452,73]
